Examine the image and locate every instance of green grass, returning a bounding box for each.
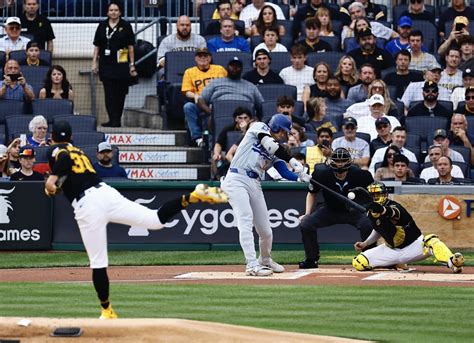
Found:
[0,283,473,342]
[0,250,472,269]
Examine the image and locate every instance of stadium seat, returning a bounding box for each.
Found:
[0,100,27,124]
[32,99,74,122]
[5,115,34,141]
[306,51,344,72]
[450,146,471,165]
[268,51,291,72]
[212,100,254,144]
[33,146,49,162]
[453,161,470,178]
[164,51,196,83]
[277,19,292,35]
[392,4,435,24]
[226,131,244,151]
[405,116,449,141]
[72,131,105,146]
[466,116,474,130]
[257,84,297,101]
[405,133,421,150]
[10,50,52,66]
[411,20,438,50]
[0,51,6,70]
[0,133,5,145]
[333,131,371,144]
[211,51,253,75]
[320,36,341,52]
[53,114,96,132]
[21,65,49,86]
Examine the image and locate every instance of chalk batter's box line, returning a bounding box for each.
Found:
[174,271,315,280]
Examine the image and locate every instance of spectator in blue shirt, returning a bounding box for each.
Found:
[93,142,127,178]
[0,59,35,101]
[385,16,413,56]
[207,18,250,53]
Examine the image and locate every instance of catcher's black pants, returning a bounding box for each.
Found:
[300,205,373,261]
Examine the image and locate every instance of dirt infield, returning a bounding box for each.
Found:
[1,264,473,287]
[0,317,370,343]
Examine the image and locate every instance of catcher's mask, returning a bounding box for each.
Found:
[367,182,388,205]
[329,147,352,174]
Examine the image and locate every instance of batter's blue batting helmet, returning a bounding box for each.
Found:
[268,114,292,133]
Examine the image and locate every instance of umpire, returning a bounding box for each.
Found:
[298,148,374,269]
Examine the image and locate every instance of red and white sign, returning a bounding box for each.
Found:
[106,133,175,146]
[126,168,198,180]
[438,196,462,220]
[119,151,187,163]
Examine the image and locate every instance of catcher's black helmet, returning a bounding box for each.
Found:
[329,147,352,173]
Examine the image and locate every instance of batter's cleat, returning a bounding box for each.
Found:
[190,184,228,204]
[449,252,464,274]
[245,265,273,277]
[298,259,318,269]
[258,257,285,273]
[99,305,118,320]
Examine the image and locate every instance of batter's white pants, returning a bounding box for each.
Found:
[222,173,273,268]
[71,183,164,269]
[363,235,427,268]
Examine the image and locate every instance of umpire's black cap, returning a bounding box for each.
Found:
[52,120,72,142]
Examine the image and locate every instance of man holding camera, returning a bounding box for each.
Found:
[0,59,35,101]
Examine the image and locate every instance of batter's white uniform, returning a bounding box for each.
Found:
[221,122,281,269]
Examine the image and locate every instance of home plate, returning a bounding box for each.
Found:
[364,272,474,283]
[175,271,314,280]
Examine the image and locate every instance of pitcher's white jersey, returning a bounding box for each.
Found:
[229,121,280,179]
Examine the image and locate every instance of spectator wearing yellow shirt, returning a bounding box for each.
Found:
[182,47,227,147]
[306,127,333,173]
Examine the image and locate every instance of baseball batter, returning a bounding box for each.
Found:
[351,182,465,273]
[222,114,310,276]
[45,121,228,319]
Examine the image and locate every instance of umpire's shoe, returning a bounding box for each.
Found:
[298,259,318,269]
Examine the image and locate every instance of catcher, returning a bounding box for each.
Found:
[45,121,228,319]
[350,182,464,273]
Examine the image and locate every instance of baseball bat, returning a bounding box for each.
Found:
[310,178,367,213]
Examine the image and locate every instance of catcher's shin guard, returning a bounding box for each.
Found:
[423,234,453,264]
[352,254,372,271]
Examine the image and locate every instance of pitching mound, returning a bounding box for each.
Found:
[0,317,369,343]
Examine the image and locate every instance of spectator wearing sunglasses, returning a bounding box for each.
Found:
[0,17,30,55]
[369,117,392,157]
[406,81,452,120]
[399,0,435,24]
[454,85,474,116]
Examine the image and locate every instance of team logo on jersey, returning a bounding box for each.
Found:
[438,196,462,220]
[0,187,15,224]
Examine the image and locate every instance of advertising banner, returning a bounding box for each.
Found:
[0,182,52,250]
[53,187,361,245]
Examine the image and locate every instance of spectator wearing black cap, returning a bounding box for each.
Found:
[383,50,424,99]
[20,41,50,66]
[347,27,393,78]
[92,142,127,179]
[243,49,283,85]
[369,117,392,156]
[451,68,474,109]
[297,17,332,54]
[198,56,264,118]
[454,85,474,116]
[406,81,453,120]
[424,129,465,163]
[10,145,44,181]
[182,47,227,147]
[331,117,370,169]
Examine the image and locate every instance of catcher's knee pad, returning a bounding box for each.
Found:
[423,234,453,264]
[352,254,372,271]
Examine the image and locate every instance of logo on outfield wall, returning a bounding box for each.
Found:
[0,187,15,224]
[438,196,462,220]
[127,196,157,236]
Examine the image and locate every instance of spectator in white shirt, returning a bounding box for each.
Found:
[439,47,464,93]
[0,17,30,55]
[252,27,287,60]
[279,44,315,101]
[420,145,464,181]
[357,94,401,141]
[369,126,417,175]
[239,0,285,30]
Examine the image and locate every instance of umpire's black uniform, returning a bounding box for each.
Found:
[300,164,374,262]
